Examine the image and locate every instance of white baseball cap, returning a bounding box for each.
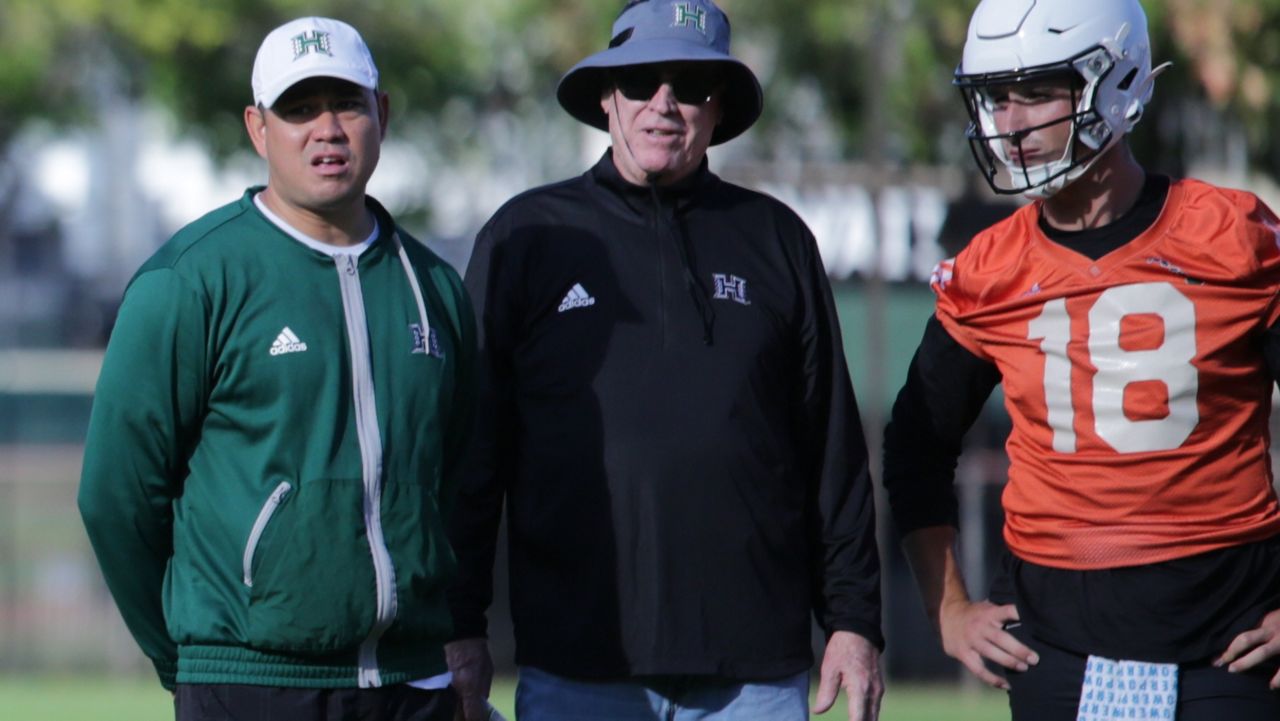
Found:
[251,17,379,108]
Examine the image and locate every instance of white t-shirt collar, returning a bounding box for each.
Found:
[254,192,378,257]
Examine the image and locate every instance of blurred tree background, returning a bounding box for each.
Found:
[5,0,1280,691]
[3,0,1278,171]
[0,0,617,156]
[2,0,1278,273]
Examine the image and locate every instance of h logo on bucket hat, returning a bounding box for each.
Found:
[673,3,708,33]
[555,0,763,146]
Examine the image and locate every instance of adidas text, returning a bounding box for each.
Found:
[270,327,309,356]
[558,297,595,312]
[558,284,597,313]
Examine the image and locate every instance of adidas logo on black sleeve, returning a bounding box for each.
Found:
[269,327,308,356]
[557,283,596,313]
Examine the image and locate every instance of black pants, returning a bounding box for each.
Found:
[174,684,457,721]
[1004,626,1280,721]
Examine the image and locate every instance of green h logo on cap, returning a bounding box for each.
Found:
[291,30,332,59]
[673,3,707,33]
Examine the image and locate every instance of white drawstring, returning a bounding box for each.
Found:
[392,232,432,354]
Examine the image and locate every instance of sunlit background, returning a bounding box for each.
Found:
[3,1,1279,718]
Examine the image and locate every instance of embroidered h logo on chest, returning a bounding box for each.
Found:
[712,274,750,305]
[410,323,444,358]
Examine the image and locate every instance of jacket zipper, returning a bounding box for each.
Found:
[335,253,399,688]
[241,481,292,587]
[652,195,669,346]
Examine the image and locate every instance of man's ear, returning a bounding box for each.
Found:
[245,105,268,159]
[377,91,390,138]
[599,85,615,117]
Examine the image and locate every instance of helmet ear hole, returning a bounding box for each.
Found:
[1116,68,1138,92]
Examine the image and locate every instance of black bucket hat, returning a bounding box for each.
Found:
[556,0,763,145]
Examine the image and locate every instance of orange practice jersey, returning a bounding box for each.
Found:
[935,179,1280,569]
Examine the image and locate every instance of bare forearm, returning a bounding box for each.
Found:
[900,525,970,629]
[901,525,1034,688]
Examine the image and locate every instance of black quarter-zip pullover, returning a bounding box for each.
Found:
[448,152,882,679]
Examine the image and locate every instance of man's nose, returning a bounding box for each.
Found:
[648,82,680,112]
[312,107,347,140]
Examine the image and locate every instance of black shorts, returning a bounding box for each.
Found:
[1002,625,1280,721]
[174,683,457,721]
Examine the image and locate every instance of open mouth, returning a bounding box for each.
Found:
[311,154,349,173]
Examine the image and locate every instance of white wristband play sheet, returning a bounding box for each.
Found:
[1076,655,1178,721]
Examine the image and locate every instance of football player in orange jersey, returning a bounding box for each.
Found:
[883,0,1280,719]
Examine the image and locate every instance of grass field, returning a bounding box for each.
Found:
[0,675,1010,720]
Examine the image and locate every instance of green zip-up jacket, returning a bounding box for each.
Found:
[78,189,476,690]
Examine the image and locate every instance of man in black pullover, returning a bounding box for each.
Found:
[444,2,883,720]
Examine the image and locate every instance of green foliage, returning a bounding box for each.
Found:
[728,0,971,163]
[0,0,619,156]
[0,1,88,144]
[4,0,1280,176]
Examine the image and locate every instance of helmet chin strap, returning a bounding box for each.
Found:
[613,91,666,186]
[1018,144,1089,199]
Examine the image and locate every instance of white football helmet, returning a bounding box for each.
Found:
[955,0,1168,197]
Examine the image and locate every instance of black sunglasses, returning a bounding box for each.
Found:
[611,66,721,105]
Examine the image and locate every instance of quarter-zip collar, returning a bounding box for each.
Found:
[587,151,717,221]
[587,152,718,345]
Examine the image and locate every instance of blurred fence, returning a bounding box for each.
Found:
[0,349,146,675]
[11,287,1275,681]
[0,286,982,680]
[0,444,150,675]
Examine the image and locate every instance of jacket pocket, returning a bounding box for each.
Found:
[381,479,455,642]
[242,481,292,588]
[244,477,379,654]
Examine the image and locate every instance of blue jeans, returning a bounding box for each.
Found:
[514,666,810,721]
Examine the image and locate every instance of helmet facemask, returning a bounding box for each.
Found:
[957,46,1123,198]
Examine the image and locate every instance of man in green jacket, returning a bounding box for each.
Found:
[78,16,474,721]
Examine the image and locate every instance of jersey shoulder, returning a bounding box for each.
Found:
[1160,178,1280,282]
[931,202,1040,311]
